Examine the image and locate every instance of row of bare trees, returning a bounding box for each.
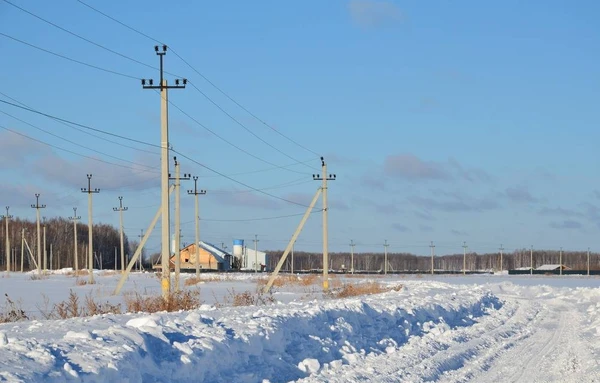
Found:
[0,217,134,271]
[265,249,600,272]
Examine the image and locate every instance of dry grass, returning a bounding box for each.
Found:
[124,290,202,313]
[332,282,402,298]
[75,278,96,286]
[184,276,202,286]
[38,290,121,320]
[214,288,276,307]
[257,274,320,288]
[0,294,28,323]
[29,273,48,281]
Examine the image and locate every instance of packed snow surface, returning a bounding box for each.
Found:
[0,272,599,382]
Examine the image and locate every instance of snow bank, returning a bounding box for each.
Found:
[0,281,501,383]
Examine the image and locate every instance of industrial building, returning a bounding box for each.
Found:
[232,239,268,271]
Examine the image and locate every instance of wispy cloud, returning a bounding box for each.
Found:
[505,186,538,204]
[538,206,583,218]
[391,223,409,232]
[353,196,401,215]
[451,229,468,236]
[382,154,490,183]
[549,220,582,230]
[212,191,281,210]
[348,0,402,28]
[419,225,434,233]
[409,190,499,213]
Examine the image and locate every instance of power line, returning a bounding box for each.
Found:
[0,91,159,156]
[0,32,138,80]
[162,92,311,175]
[2,0,156,71]
[0,109,158,172]
[0,99,160,149]
[0,123,159,173]
[75,0,320,157]
[187,81,318,170]
[172,149,317,209]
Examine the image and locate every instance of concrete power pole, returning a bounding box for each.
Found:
[138,229,145,271]
[559,246,562,276]
[253,234,259,272]
[113,196,128,273]
[462,241,468,275]
[169,157,190,292]
[81,174,99,284]
[499,244,504,272]
[383,240,389,275]
[31,194,46,275]
[142,45,186,300]
[313,157,336,290]
[187,176,206,279]
[2,207,12,272]
[43,217,47,272]
[69,207,80,271]
[530,246,534,275]
[350,240,355,274]
[587,247,590,277]
[430,241,435,275]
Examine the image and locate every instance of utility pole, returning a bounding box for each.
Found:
[42,217,47,272]
[291,240,295,273]
[31,194,46,275]
[142,45,186,300]
[81,174,99,284]
[169,157,190,291]
[113,196,128,273]
[187,176,206,278]
[20,228,24,272]
[559,246,562,276]
[530,245,534,275]
[430,241,435,275]
[383,240,389,274]
[253,234,259,272]
[69,207,80,272]
[499,244,504,272]
[350,240,355,274]
[462,241,468,275]
[313,157,335,290]
[2,206,12,272]
[138,229,145,271]
[587,247,590,277]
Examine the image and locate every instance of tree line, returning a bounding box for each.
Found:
[0,217,137,271]
[264,249,600,272]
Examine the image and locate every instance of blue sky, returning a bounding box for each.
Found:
[1,0,600,256]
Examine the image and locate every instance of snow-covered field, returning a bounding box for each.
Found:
[0,271,599,382]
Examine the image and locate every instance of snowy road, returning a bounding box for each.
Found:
[0,274,599,382]
[299,283,600,383]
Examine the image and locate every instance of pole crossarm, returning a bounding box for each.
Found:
[263,187,322,293]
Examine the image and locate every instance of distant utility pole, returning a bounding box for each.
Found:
[187,175,206,278]
[138,229,145,271]
[81,174,99,284]
[43,217,47,272]
[142,45,186,300]
[430,241,435,275]
[587,247,590,277]
[253,234,259,272]
[69,208,80,271]
[20,228,24,272]
[113,196,128,273]
[350,240,355,274]
[313,156,336,290]
[169,157,190,291]
[2,206,12,272]
[31,194,46,275]
[291,240,295,274]
[559,246,562,276]
[499,244,504,272]
[383,240,389,274]
[462,241,468,275]
[530,246,534,275]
